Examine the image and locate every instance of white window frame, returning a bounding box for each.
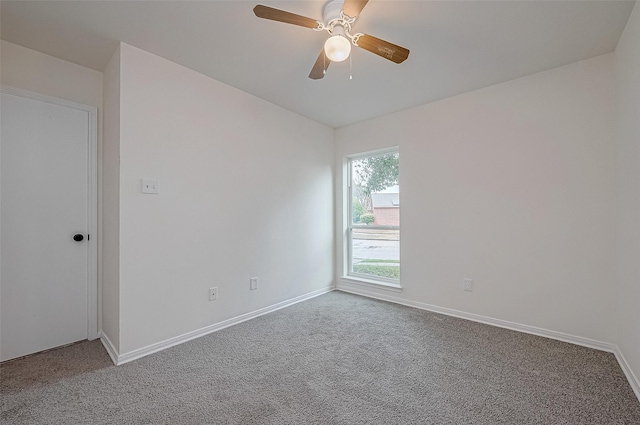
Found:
[345,148,401,289]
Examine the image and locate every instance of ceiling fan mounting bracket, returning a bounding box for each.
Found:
[316,1,363,46]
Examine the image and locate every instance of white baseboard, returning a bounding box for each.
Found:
[99,332,118,365]
[111,286,334,365]
[98,282,639,404]
[612,346,640,403]
[337,284,640,403]
[336,285,615,352]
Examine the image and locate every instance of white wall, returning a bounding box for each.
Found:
[335,54,616,343]
[102,46,121,352]
[614,3,640,391]
[115,44,334,355]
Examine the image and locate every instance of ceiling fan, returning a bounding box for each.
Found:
[253,0,410,79]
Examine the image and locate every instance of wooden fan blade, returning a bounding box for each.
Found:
[342,0,369,18]
[253,5,320,29]
[309,49,331,80]
[356,34,409,64]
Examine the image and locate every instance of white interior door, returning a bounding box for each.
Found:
[1,89,96,362]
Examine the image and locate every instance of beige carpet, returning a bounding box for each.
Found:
[2,291,639,424]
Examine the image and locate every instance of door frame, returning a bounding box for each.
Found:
[1,85,99,341]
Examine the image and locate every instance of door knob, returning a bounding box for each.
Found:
[73,234,84,242]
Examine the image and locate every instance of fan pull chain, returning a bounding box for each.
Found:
[349,54,353,80]
[323,52,327,75]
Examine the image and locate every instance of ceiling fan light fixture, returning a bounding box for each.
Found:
[252,2,410,80]
[324,34,351,62]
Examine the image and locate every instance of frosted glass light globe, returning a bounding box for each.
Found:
[324,35,351,62]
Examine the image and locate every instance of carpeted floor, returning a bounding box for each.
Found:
[1,291,639,424]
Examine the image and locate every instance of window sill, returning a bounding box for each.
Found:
[340,276,403,292]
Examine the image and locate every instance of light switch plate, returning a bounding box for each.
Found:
[142,179,159,194]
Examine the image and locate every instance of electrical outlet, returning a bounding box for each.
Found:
[250,277,258,291]
[209,287,218,301]
[463,278,473,292]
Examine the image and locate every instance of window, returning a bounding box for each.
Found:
[346,150,400,286]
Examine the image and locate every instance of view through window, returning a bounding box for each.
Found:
[348,150,400,284]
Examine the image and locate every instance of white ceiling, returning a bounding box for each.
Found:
[1,1,635,128]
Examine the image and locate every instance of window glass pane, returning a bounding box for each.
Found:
[351,228,400,280]
[350,153,399,226]
[349,152,400,281]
